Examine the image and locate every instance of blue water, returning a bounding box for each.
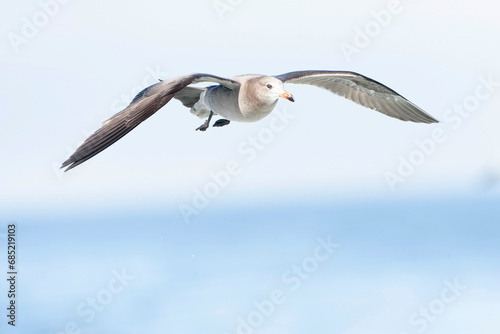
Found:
[1,197,499,334]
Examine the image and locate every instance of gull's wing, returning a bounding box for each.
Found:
[61,73,239,171]
[275,70,438,123]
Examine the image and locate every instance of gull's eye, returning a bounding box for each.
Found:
[266,84,273,89]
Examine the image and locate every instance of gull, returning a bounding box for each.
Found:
[61,70,438,171]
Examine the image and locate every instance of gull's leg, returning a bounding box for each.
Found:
[196,111,214,132]
[213,119,231,127]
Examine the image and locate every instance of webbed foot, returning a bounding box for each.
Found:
[195,111,214,131]
[196,121,209,131]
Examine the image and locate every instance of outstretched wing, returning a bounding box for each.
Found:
[61,73,239,171]
[275,70,438,123]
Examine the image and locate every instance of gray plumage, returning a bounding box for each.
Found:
[275,71,437,123]
[61,70,438,171]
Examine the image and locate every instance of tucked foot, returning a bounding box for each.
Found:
[196,121,209,131]
[213,119,231,127]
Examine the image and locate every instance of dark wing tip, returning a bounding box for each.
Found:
[60,161,70,171]
[59,151,90,172]
[60,159,80,172]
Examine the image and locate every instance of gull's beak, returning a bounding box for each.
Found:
[280,91,294,102]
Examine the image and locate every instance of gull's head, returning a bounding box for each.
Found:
[256,77,294,103]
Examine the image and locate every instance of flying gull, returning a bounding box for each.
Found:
[61,70,438,171]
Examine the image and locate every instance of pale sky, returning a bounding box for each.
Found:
[2,0,500,212]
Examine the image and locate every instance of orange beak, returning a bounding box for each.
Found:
[280,91,295,102]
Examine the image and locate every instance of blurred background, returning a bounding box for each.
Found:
[1,0,500,333]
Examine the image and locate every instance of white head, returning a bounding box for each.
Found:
[254,77,294,104]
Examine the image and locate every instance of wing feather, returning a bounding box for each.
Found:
[61,73,239,171]
[275,70,438,123]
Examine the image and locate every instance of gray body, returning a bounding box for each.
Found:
[188,74,280,122]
